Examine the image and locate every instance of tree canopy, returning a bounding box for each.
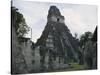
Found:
[79,31,93,48]
[12,6,29,37]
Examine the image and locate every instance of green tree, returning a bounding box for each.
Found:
[80,32,93,48]
[12,6,29,37]
[78,31,93,65]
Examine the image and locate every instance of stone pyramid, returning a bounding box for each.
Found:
[35,6,79,70]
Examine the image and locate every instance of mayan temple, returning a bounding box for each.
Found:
[31,6,80,72]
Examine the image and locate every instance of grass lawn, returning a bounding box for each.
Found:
[67,63,86,71]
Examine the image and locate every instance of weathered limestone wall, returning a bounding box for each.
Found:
[22,40,34,71]
[32,46,41,72]
[12,26,28,74]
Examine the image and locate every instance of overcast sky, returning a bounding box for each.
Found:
[13,0,98,43]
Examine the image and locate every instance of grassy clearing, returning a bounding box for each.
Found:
[67,63,86,71]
